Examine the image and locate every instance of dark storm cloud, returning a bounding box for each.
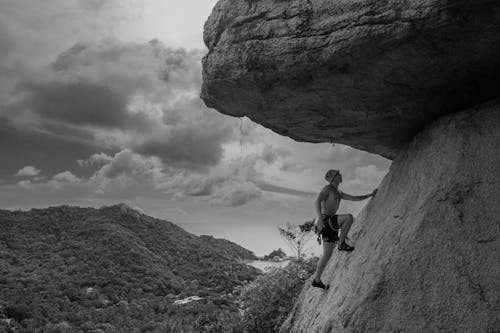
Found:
[133,101,234,169]
[16,81,129,128]
[50,42,88,71]
[0,117,105,181]
[0,19,14,59]
[0,17,23,103]
[1,0,299,210]
[135,128,227,169]
[13,39,164,130]
[1,37,238,181]
[11,79,154,133]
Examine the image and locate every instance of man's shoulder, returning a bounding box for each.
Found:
[327,185,344,195]
[320,184,331,191]
[320,184,337,194]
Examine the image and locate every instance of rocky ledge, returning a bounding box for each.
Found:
[201,0,500,158]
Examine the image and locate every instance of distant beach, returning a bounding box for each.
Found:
[244,259,291,271]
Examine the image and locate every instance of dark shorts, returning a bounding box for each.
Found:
[320,214,339,243]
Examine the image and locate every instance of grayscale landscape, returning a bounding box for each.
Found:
[1,0,499,332]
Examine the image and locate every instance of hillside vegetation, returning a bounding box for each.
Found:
[0,204,260,332]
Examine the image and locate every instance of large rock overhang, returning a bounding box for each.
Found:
[200,0,500,159]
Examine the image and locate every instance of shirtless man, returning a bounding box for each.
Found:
[311,169,377,289]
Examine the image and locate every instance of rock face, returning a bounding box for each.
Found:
[201,0,500,158]
[279,103,500,332]
[201,1,500,330]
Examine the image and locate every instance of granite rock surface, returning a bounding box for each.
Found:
[279,102,500,332]
[201,0,500,158]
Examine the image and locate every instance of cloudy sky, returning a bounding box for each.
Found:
[0,0,391,256]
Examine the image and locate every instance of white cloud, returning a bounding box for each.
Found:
[210,180,262,207]
[53,171,81,183]
[78,152,113,167]
[48,171,82,189]
[342,165,388,193]
[354,165,388,185]
[17,179,32,189]
[82,149,267,207]
[15,166,41,177]
[261,144,291,164]
[91,149,165,189]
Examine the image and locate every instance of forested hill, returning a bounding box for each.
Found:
[198,234,256,261]
[0,204,260,332]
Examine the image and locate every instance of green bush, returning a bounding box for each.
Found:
[235,257,318,333]
[4,304,32,322]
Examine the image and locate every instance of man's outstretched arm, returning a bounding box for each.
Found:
[341,189,377,201]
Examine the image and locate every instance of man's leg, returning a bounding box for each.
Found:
[337,214,354,245]
[313,241,334,282]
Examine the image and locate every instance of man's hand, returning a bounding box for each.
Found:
[370,189,378,197]
[315,216,325,231]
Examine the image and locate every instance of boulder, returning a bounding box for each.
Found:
[279,102,500,332]
[201,0,500,158]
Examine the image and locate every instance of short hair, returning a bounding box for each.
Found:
[325,169,339,182]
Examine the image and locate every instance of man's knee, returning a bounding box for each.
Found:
[339,214,353,225]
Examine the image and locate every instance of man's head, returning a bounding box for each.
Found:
[325,169,342,185]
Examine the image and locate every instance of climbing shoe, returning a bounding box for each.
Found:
[338,242,354,252]
[311,279,329,290]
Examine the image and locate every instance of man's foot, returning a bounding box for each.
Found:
[338,242,354,252]
[311,279,329,290]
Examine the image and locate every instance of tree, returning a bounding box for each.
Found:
[263,248,286,260]
[234,257,318,333]
[277,220,316,260]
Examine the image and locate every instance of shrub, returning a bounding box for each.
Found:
[4,304,32,322]
[46,321,72,333]
[235,257,318,333]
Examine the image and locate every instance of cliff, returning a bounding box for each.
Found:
[200,0,500,331]
[280,102,500,332]
[201,0,500,159]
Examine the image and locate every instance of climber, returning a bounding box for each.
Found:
[311,169,377,289]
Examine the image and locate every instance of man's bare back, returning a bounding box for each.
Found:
[319,184,342,216]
